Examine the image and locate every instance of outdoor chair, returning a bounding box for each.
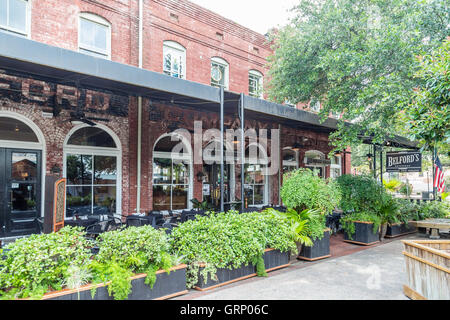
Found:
[85,220,113,239]
[35,217,44,233]
[126,216,149,228]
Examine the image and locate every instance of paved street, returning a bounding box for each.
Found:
[177,235,421,300]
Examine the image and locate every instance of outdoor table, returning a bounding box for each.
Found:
[410,219,450,239]
[65,217,99,229]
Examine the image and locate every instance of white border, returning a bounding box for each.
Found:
[63,123,122,217]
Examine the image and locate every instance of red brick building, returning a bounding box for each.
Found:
[0,0,351,238]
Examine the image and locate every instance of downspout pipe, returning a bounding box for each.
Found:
[137,0,143,213]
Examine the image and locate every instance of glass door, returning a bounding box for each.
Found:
[0,148,41,237]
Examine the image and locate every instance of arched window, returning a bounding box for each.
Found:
[64,125,121,217]
[79,12,111,59]
[330,155,342,178]
[0,116,39,143]
[304,150,326,178]
[249,69,263,98]
[282,148,298,174]
[152,134,192,211]
[163,41,186,79]
[211,57,229,89]
[244,143,268,206]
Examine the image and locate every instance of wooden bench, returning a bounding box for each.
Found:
[410,219,450,239]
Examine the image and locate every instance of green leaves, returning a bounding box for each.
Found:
[267,0,449,151]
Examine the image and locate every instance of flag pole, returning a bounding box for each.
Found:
[432,145,437,201]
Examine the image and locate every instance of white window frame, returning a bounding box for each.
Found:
[244,143,269,207]
[282,147,299,172]
[152,133,193,211]
[304,150,326,178]
[249,69,263,99]
[63,124,122,218]
[0,0,31,37]
[330,155,342,178]
[210,57,229,90]
[78,12,111,60]
[163,41,186,79]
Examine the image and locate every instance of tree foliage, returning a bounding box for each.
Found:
[267,0,449,151]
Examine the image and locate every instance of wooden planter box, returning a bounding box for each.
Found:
[385,222,417,238]
[402,240,450,300]
[40,265,188,300]
[298,229,331,261]
[194,249,290,291]
[343,221,380,246]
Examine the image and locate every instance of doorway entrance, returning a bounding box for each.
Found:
[0,148,41,237]
[202,163,233,209]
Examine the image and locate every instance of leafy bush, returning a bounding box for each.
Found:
[383,179,402,193]
[281,169,341,215]
[0,226,92,299]
[90,226,174,300]
[169,210,296,288]
[399,182,413,196]
[335,174,385,214]
[417,201,450,219]
[340,212,382,240]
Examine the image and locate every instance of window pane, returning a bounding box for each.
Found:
[80,17,108,55]
[9,0,27,33]
[66,154,92,185]
[173,163,188,185]
[254,185,264,205]
[11,182,36,211]
[0,117,39,142]
[94,155,117,184]
[11,152,37,181]
[153,185,171,211]
[66,186,92,217]
[164,53,172,72]
[244,184,253,205]
[172,185,188,210]
[67,127,116,148]
[94,22,107,51]
[0,0,7,26]
[94,186,116,215]
[153,158,171,184]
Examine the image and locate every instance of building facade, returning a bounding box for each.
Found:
[0,0,351,238]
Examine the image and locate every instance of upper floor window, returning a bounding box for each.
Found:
[79,13,111,59]
[211,57,229,89]
[0,0,29,36]
[163,41,186,79]
[249,70,263,98]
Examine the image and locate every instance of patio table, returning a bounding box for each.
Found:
[410,219,450,239]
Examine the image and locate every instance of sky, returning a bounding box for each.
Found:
[188,0,299,35]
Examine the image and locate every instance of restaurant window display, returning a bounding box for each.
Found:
[64,125,121,217]
[244,144,268,206]
[152,135,192,211]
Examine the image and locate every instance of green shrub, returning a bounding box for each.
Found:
[335,174,385,214]
[0,226,92,299]
[417,201,450,219]
[169,210,296,288]
[280,169,341,215]
[340,212,382,240]
[91,226,174,300]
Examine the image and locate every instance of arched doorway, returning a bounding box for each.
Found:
[0,113,45,237]
[64,124,122,218]
[152,134,192,211]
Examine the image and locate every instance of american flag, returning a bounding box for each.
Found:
[434,156,446,193]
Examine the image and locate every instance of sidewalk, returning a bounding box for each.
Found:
[174,234,422,300]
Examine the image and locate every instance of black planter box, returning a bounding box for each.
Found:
[298,230,331,261]
[385,222,417,238]
[344,221,380,246]
[42,265,188,300]
[194,249,290,291]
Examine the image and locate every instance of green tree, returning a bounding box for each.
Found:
[404,38,450,150]
[267,0,449,152]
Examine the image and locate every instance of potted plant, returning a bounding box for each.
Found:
[336,174,386,245]
[385,199,418,238]
[169,210,296,291]
[340,211,382,245]
[280,169,341,260]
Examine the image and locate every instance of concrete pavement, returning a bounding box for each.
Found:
[176,235,421,300]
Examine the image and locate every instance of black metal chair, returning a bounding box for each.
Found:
[35,217,44,233]
[126,216,148,228]
[85,220,112,239]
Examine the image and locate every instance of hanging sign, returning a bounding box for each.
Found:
[386,151,422,172]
